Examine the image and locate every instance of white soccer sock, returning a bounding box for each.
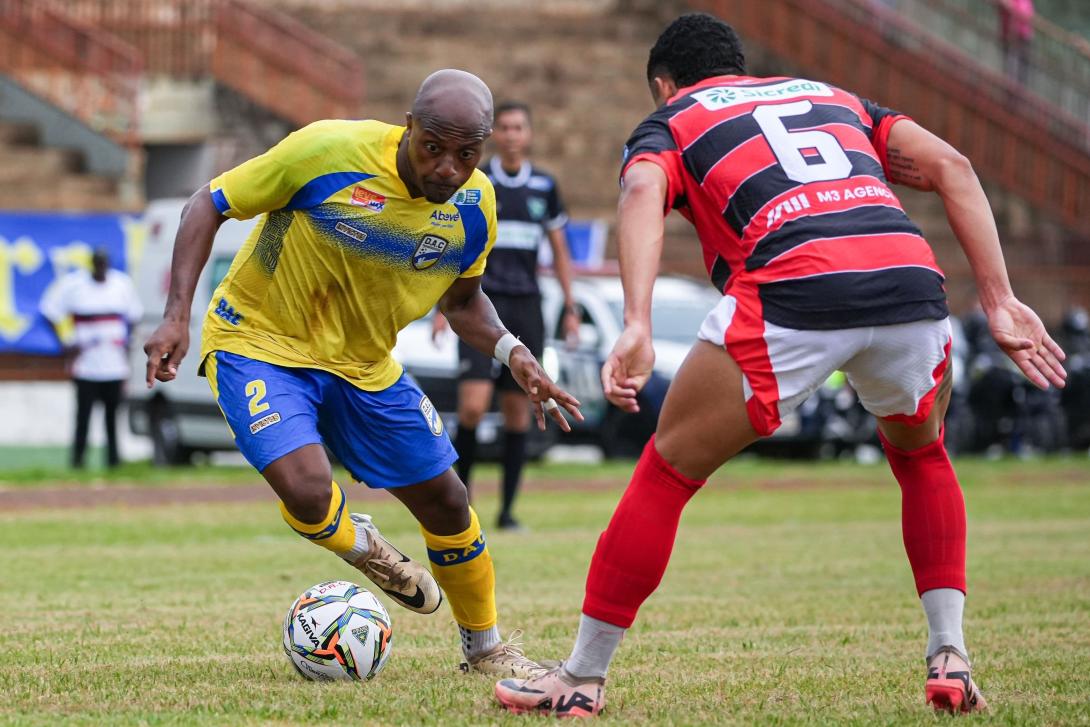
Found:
[460,625,501,660]
[565,614,625,679]
[337,522,370,562]
[921,588,967,659]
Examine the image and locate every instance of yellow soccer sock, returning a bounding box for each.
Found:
[421,507,497,631]
[279,481,360,557]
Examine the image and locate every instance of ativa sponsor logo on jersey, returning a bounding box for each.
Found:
[692,80,833,111]
[350,186,386,212]
[412,234,449,270]
[766,192,811,227]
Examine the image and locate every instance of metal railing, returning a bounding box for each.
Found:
[0,0,142,145]
[895,0,1090,136]
[689,0,1090,235]
[43,0,365,126]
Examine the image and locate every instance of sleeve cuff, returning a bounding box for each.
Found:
[620,152,679,212]
[875,114,910,181]
[544,212,569,231]
[210,186,233,217]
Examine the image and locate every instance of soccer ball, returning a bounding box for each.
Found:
[283,580,392,681]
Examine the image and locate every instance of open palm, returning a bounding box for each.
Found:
[988,297,1067,389]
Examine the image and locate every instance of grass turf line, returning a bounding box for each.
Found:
[0,462,1088,725]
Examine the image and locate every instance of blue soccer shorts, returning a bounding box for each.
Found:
[204,351,456,488]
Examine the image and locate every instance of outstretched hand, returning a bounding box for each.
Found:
[508,347,583,432]
[987,297,1066,390]
[600,326,655,413]
[144,318,189,388]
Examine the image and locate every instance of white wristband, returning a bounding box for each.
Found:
[494,332,524,367]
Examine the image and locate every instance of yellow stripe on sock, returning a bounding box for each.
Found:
[421,507,497,630]
[279,481,357,556]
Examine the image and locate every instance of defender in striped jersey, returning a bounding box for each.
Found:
[495,13,1067,718]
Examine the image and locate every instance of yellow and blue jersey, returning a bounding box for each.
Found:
[200,119,497,391]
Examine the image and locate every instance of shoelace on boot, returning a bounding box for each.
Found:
[363,555,416,591]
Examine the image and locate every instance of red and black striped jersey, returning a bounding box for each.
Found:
[621,75,948,330]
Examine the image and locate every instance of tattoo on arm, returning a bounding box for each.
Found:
[886,147,928,188]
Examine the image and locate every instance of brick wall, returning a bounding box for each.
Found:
[272,0,1086,319]
[272,0,686,255]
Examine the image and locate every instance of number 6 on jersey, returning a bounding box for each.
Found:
[753,100,853,184]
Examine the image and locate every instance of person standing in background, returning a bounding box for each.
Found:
[435,101,580,531]
[998,0,1034,84]
[40,247,142,468]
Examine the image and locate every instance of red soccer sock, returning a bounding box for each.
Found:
[879,430,967,595]
[582,436,706,628]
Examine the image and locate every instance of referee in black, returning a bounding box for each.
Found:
[434,100,579,530]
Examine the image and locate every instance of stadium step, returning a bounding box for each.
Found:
[0,147,85,184]
[0,122,39,147]
[0,132,124,210]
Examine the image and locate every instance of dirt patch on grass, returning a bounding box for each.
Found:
[15,461,1075,511]
[0,483,277,511]
[0,478,629,512]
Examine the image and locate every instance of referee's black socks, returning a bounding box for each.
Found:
[455,425,478,491]
[499,429,527,526]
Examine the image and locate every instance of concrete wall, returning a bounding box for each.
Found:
[266,0,1085,319]
[0,77,129,179]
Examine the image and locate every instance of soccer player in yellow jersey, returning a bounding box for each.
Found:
[143,70,582,677]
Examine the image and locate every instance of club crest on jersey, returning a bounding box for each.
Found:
[692,80,833,110]
[350,186,386,212]
[527,197,547,220]
[412,234,448,270]
[419,395,444,436]
[450,189,482,205]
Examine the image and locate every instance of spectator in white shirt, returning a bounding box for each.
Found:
[40,248,142,468]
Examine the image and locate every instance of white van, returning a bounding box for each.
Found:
[126,199,258,464]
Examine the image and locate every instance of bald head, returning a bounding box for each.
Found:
[411,69,493,137]
[398,69,494,203]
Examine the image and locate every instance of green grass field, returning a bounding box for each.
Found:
[1,458,1088,725]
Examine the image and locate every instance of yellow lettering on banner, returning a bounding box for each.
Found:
[47,241,93,280]
[121,215,147,273]
[0,236,45,341]
[443,553,458,563]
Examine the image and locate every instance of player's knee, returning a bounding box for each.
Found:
[436,481,469,519]
[421,481,470,533]
[280,476,332,525]
[654,430,718,482]
[458,406,486,428]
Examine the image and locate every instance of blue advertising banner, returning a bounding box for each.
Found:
[0,212,144,354]
[536,219,608,270]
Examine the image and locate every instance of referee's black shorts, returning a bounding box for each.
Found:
[458,293,545,392]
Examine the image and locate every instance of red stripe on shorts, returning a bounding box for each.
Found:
[882,336,952,425]
[723,284,781,436]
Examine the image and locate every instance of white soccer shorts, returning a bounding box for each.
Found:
[697,294,952,436]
